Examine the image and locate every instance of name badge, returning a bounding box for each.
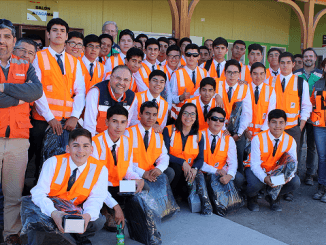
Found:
[15,73,25,77]
[214,162,219,168]
[291,102,295,108]
[188,158,192,164]
[262,113,266,119]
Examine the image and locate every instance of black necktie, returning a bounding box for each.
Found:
[67,168,77,191]
[216,63,220,78]
[272,71,278,76]
[56,54,64,75]
[272,139,279,157]
[152,98,156,104]
[152,65,155,71]
[144,130,149,151]
[255,86,259,104]
[281,78,286,92]
[211,135,217,154]
[111,144,117,166]
[228,87,233,102]
[192,70,196,85]
[98,57,103,63]
[204,104,208,121]
[89,63,94,79]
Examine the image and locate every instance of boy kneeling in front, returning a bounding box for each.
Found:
[29,128,115,244]
[246,109,300,212]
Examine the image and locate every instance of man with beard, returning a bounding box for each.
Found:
[294,48,323,186]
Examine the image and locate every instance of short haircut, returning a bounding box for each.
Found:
[185,43,199,53]
[102,21,118,32]
[204,39,213,45]
[213,37,228,48]
[83,34,100,47]
[179,37,192,47]
[15,38,37,53]
[250,62,266,74]
[119,29,134,42]
[168,37,178,44]
[294,54,303,59]
[140,101,159,114]
[302,47,317,57]
[107,104,128,120]
[99,34,113,44]
[0,19,16,37]
[224,59,241,72]
[199,46,209,52]
[206,106,226,119]
[268,109,287,122]
[126,47,144,61]
[68,128,92,144]
[279,52,294,63]
[134,39,143,49]
[248,44,263,54]
[111,65,132,77]
[233,40,246,48]
[268,47,282,56]
[166,45,181,55]
[67,31,84,42]
[149,70,167,82]
[145,38,159,49]
[200,77,216,90]
[136,33,148,40]
[175,103,199,132]
[157,37,169,45]
[27,34,45,46]
[47,18,69,33]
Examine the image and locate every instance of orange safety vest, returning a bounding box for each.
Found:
[247,82,273,136]
[135,90,168,126]
[99,55,108,64]
[185,95,216,130]
[266,69,272,80]
[166,125,202,167]
[202,129,230,170]
[311,87,326,127]
[202,60,226,80]
[241,64,252,83]
[92,132,132,187]
[128,124,163,171]
[171,67,207,119]
[106,54,125,77]
[215,80,248,120]
[163,64,174,81]
[0,55,31,139]
[258,130,293,172]
[48,153,104,206]
[268,75,300,129]
[138,62,163,89]
[32,49,77,121]
[80,59,104,94]
[129,76,137,92]
[180,56,186,66]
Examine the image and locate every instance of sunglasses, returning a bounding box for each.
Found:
[185,52,199,58]
[0,19,13,28]
[209,116,225,123]
[36,43,44,49]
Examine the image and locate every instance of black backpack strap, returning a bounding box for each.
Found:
[314,78,326,96]
[297,76,304,111]
[204,59,213,71]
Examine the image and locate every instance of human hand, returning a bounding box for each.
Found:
[51,210,66,233]
[81,213,91,233]
[183,161,192,180]
[150,168,162,178]
[135,179,145,193]
[63,117,78,131]
[223,130,231,136]
[217,169,227,176]
[215,94,224,108]
[152,123,163,133]
[48,118,63,135]
[113,204,125,229]
[233,134,240,142]
[220,174,232,185]
[142,171,156,182]
[244,129,252,140]
[264,175,275,187]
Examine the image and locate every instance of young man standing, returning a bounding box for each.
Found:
[125,47,144,92]
[98,34,113,64]
[164,45,181,81]
[230,40,250,81]
[64,31,84,58]
[293,54,303,72]
[135,34,148,52]
[179,37,192,66]
[244,44,264,83]
[157,37,169,66]
[204,39,214,59]
[198,46,210,66]
[267,48,282,78]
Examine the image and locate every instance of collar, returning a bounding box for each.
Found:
[280,73,293,83]
[48,45,65,58]
[0,56,11,69]
[207,128,222,139]
[146,89,161,104]
[213,59,226,66]
[137,123,152,138]
[82,55,96,69]
[268,131,283,142]
[119,52,126,61]
[225,81,238,91]
[143,59,157,68]
[105,130,121,148]
[199,95,213,107]
[68,156,87,174]
[166,64,178,74]
[269,67,280,74]
[251,82,264,90]
[185,65,197,73]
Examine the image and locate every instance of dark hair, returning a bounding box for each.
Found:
[175,103,199,132]
[204,39,213,45]
[294,54,303,59]
[67,31,84,42]
[149,70,167,82]
[27,34,45,46]
[179,37,192,47]
[158,37,169,45]
[185,43,199,53]
[200,77,216,90]
[83,34,100,47]
[126,47,144,61]
[134,39,143,49]
[233,40,246,48]
[107,104,128,120]
[68,128,92,144]
[224,59,241,72]
[145,38,159,50]
[248,44,263,54]
[199,46,209,52]
[168,37,178,44]
[136,33,148,40]
[119,29,134,42]
[268,48,282,56]
[268,109,287,122]
[250,62,266,74]
[302,47,317,57]
[99,34,113,44]
[140,101,159,114]
[213,37,228,48]
[206,107,226,119]
[15,38,38,53]
[166,45,181,55]
[47,18,69,33]
[111,65,132,77]
[279,52,294,63]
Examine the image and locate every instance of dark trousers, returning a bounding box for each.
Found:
[299,122,317,176]
[236,135,246,175]
[245,168,301,198]
[285,125,301,159]
[143,167,175,191]
[313,126,326,186]
[169,161,190,198]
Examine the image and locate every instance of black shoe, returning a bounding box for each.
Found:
[283,192,294,202]
[247,196,259,212]
[304,175,314,186]
[75,237,92,245]
[265,195,282,212]
[313,184,326,200]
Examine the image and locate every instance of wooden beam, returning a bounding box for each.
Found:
[304,0,315,47]
[167,0,180,38]
[313,8,326,33]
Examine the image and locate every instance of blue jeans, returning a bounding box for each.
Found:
[245,168,301,198]
[299,122,317,176]
[313,126,326,186]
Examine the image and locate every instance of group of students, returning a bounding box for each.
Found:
[1,16,326,245]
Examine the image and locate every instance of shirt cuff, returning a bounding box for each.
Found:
[71,110,81,119]
[104,193,119,209]
[44,205,57,218]
[43,111,55,122]
[135,167,145,178]
[258,172,267,184]
[156,164,167,173]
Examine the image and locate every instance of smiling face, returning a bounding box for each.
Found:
[140,106,158,129]
[65,37,84,58]
[207,112,225,135]
[119,34,133,54]
[110,68,132,97]
[85,41,100,63]
[146,44,159,63]
[103,23,117,40]
[0,28,16,60]
[125,55,142,74]
[47,24,68,46]
[268,117,286,138]
[185,48,200,69]
[181,105,197,128]
[149,75,165,96]
[66,136,93,167]
[105,115,128,142]
[99,37,112,57]
[13,41,36,63]
[303,50,316,68]
[166,50,181,70]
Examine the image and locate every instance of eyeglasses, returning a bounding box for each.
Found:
[167,54,180,60]
[0,19,13,28]
[36,43,43,50]
[226,70,240,76]
[185,52,199,58]
[14,47,35,57]
[86,44,101,50]
[182,111,196,118]
[66,41,83,49]
[100,43,112,48]
[209,116,225,123]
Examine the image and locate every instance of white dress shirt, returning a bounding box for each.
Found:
[200,59,226,78]
[32,46,86,122]
[134,60,160,92]
[156,59,166,66]
[269,67,280,77]
[0,58,10,69]
[250,131,297,183]
[104,52,126,78]
[124,124,169,177]
[31,156,110,221]
[83,86,137,136]
[279,73,312,121]
[129,90,168,128]
[201,130,238,178]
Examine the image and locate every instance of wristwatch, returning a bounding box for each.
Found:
[237,133,242,138]
[193,167,198,171]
